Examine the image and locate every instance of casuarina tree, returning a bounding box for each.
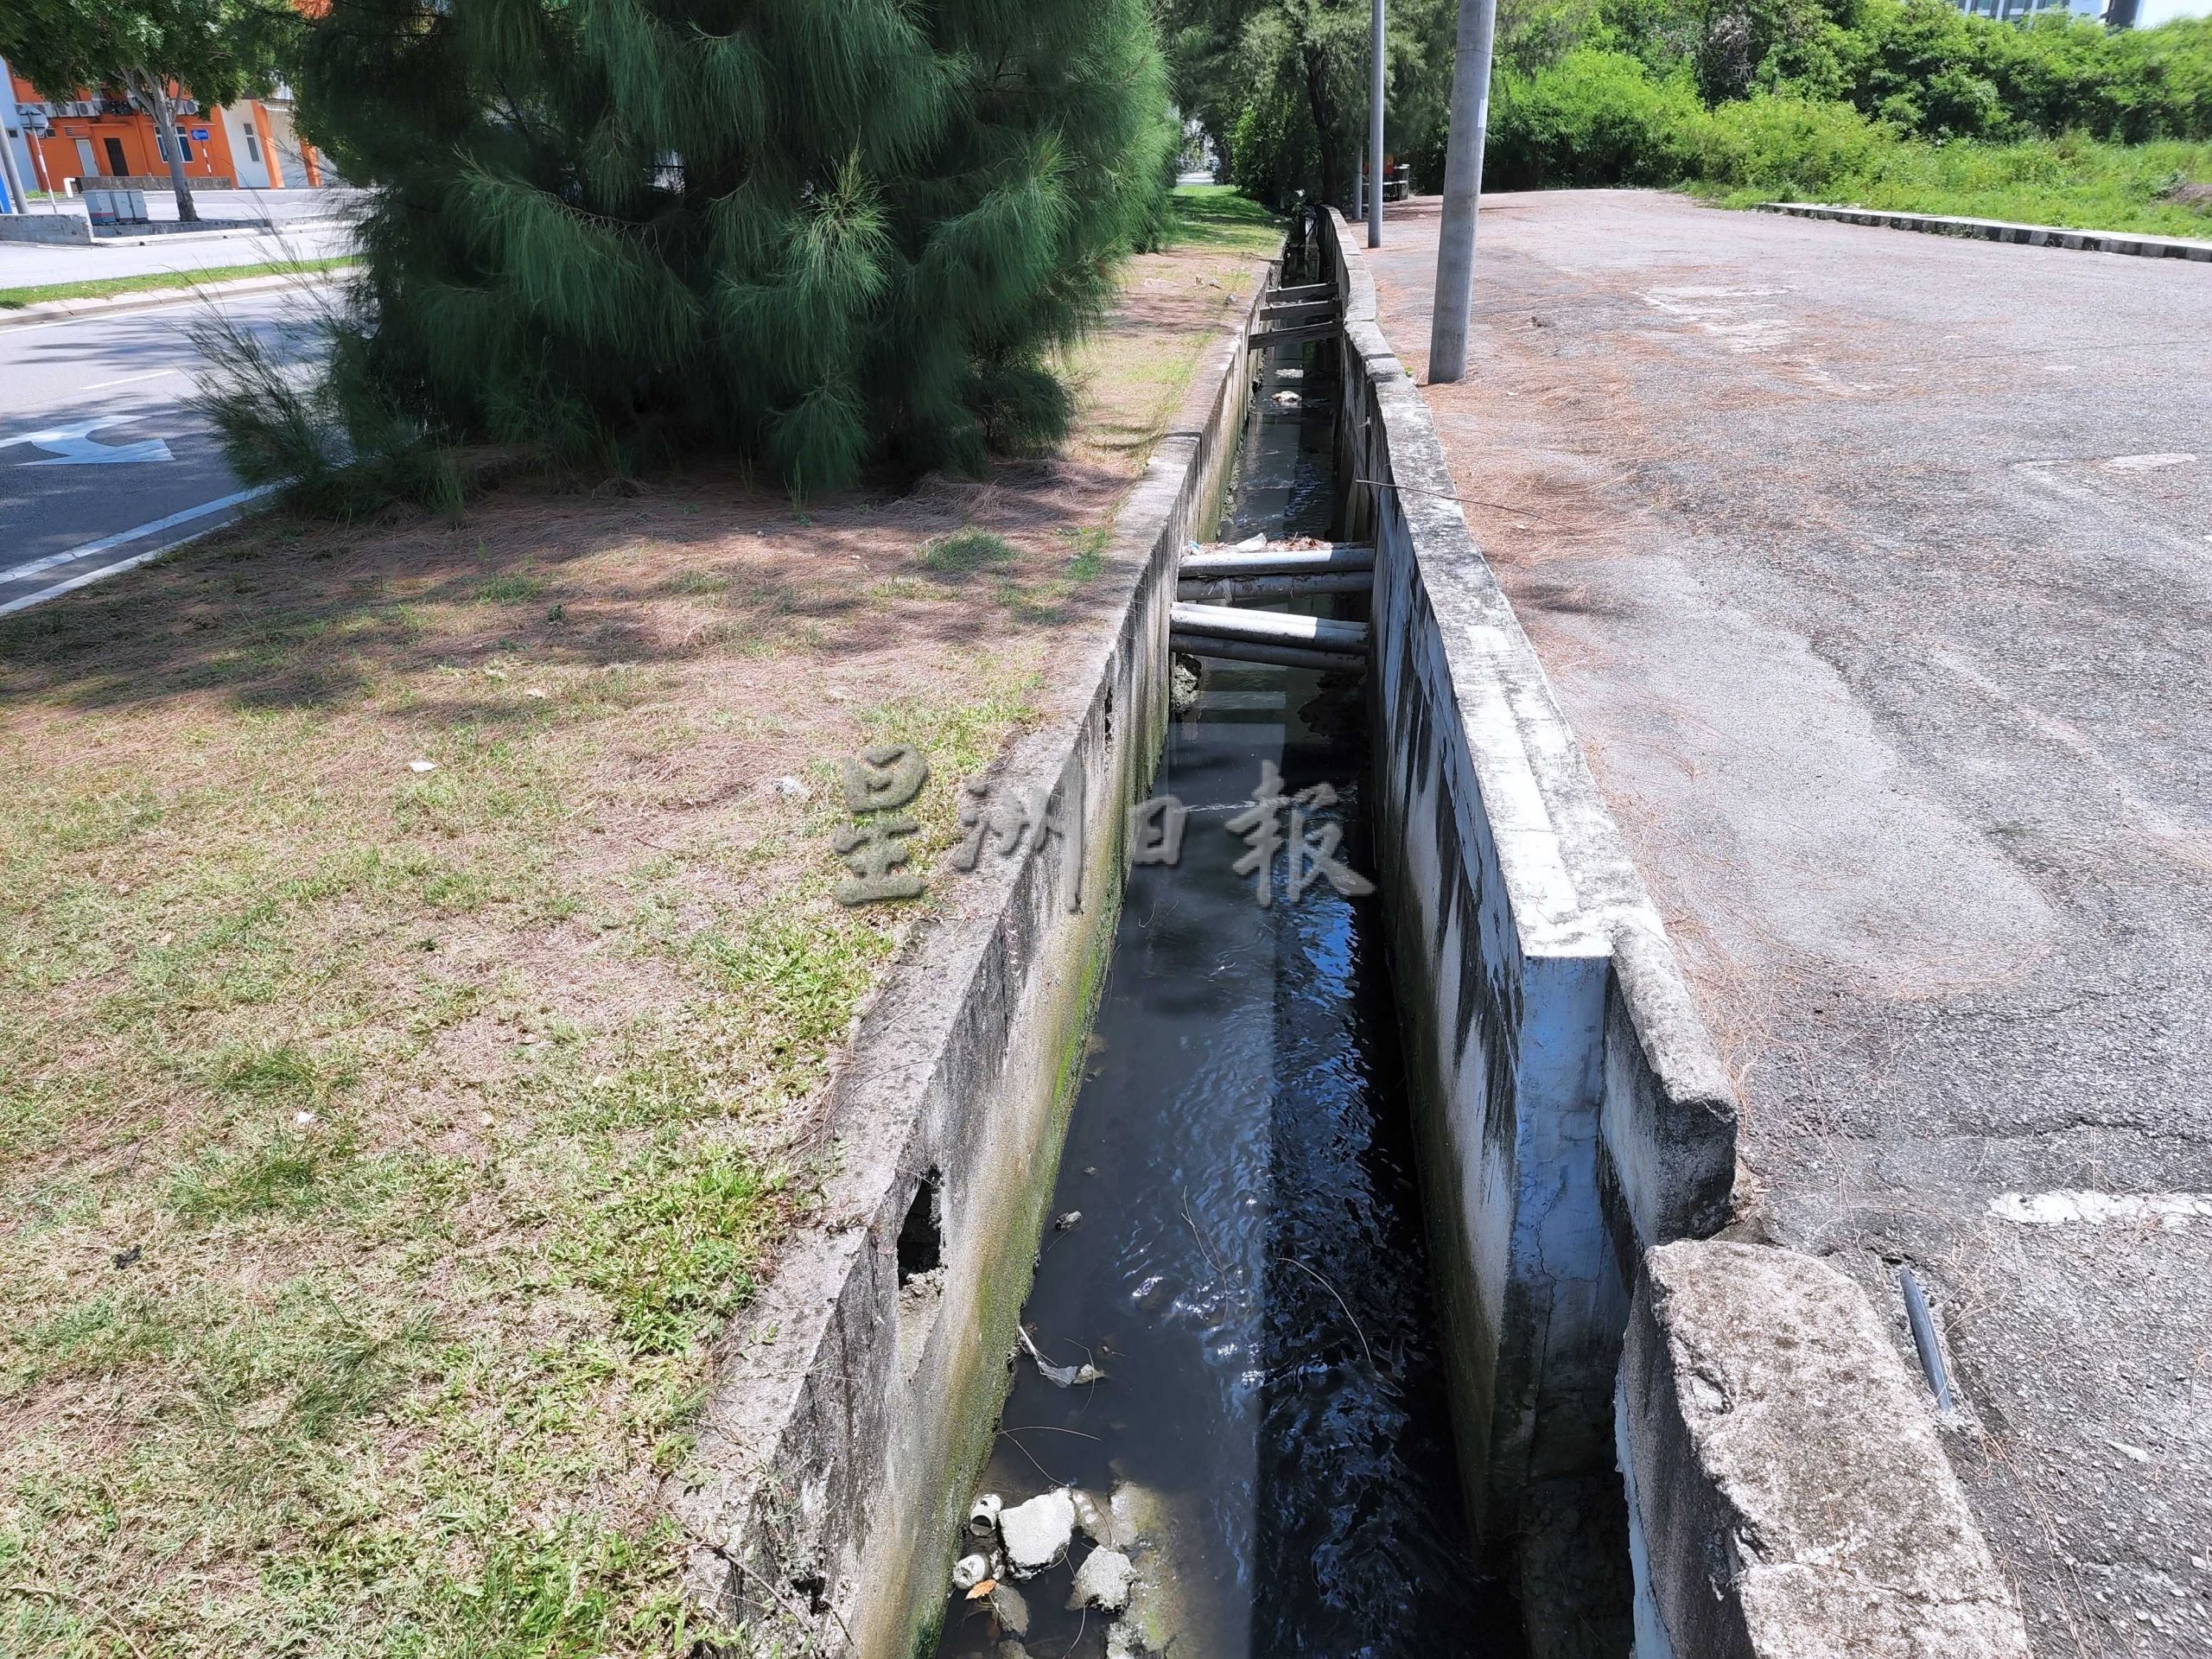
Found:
[241,0,1178,499]
[0,0,296,221]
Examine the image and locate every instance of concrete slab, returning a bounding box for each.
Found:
[1622,1240,2031,1659]
[1362,190,2212,1656]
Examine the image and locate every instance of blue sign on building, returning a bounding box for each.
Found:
[191,127,211,143]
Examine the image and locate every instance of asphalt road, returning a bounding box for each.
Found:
[1363,193,2212,1657]
[0,286,318,614]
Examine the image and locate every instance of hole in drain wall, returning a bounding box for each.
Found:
[898,1169,943,1281]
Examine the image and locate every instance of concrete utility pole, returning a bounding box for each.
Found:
[1368,0,1385,246]
[1427,0,1499,383]
[0,56,31,215]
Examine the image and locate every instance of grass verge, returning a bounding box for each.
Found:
[0,256,359,311]
[0,200,1270,1658]
[1712,134,2212,240]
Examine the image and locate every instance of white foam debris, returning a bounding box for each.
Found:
[998,1490,1075,1577]
[1067,1548,1135,1614]
[1989,1191,2212,1227]
[951,1554,991,1592]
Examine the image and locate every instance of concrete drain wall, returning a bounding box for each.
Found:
[1317,207,2029,1659]
[670,212,2032,1659]
[664,281,1267,1659]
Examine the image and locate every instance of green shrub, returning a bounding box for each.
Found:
[1491,49,1705,188]
[1693,92,1894,195]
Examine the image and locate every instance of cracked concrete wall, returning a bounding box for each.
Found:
[1620,1241,2032,1659]
[1318,207,1737,1630]
[664,273,1268,1659]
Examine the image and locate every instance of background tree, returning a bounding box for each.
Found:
[220,0,1175,502]
[0,0,297,221]
[1160,0,1458,207]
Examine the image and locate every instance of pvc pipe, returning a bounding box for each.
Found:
[1900,1268,1955,1414]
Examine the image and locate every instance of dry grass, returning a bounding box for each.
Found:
[0,195,1272,1659]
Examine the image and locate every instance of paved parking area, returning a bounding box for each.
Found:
[1363,191,2212,1657]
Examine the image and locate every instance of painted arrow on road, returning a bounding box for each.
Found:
[0,417,175,466]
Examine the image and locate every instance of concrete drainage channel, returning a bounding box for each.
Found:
[672,212,2035,1659]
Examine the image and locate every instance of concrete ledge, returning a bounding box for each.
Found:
[1620,1241,2031,1659]
[0,212,92,245]
[664,267,1268,1658]
[1758,200,2212,263]
[1319,207,1738,1595]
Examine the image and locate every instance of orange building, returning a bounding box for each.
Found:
[8,70,321,194]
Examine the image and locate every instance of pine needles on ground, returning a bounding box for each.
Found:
[220,0,1179,505]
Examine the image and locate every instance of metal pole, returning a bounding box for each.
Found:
[1427,0,1498,384]
[1368,0,1385,247]
[0,57,31,216]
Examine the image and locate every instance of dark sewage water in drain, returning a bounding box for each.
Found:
[932,333,1504,1659]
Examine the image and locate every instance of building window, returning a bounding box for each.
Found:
[245,130,261,162]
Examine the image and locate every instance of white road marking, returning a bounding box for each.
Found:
[84,368,184,391]
[0,416,174,465]
[1990,1191,2212,1226]
[0,530,211,616]
[2101,452,2196,472]
[0,485,276,584]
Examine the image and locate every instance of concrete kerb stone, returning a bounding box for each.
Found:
[1757,200,2212,263]
[1620,1241,2032,1659]
[663,264,1270,1659]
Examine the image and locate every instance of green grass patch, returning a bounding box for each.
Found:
[1717,133,2212,240]
[1060,524,1111,581]
[479,571,548,604]
[920,526,1018,571]
[0,255,359,310]
[1166,184,1282,256]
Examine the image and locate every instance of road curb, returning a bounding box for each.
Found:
[1757,200,2212,262]
[84,214,353,250]
[0,266,352,330]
